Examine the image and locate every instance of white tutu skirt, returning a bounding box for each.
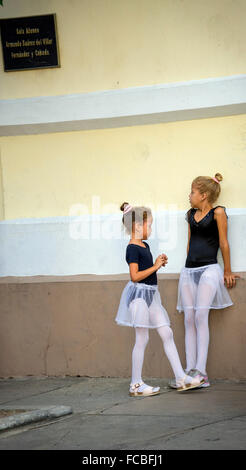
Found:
[176,263,233,313]
[115,280,170,328]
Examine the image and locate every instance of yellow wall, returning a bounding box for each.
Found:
[1,0,245,220]
[0,0,246,99]
[0,114,245,219]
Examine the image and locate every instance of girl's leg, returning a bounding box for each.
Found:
[184,308,197,372]
[180,281,197,372]
[157,325,191,382]
[131,297,204,390]
[131,327,149,385]
[148,295,199,384]
[194,307,210,375]
[195,267,219,374]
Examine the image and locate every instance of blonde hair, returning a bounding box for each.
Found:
[192,173,223,204]
[120,202,152,235]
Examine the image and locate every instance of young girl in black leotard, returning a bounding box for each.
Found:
[174,173,240,388]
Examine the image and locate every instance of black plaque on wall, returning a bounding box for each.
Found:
[0,13,60,71]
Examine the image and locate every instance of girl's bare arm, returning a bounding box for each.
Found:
[214,207,240,287]
[129,255,164,283]
[129,264,158,282]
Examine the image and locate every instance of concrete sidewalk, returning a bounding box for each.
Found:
[0,376,245,450]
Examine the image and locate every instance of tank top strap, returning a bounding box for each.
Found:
[185,207,195,223]
[212,205,228,218]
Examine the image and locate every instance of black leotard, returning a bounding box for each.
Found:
[185,205,228,268]
[126,241,157,307]
[126,241,157,285]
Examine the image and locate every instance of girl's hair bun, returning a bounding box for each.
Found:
[215,172,223,182]
[120,202,129,212]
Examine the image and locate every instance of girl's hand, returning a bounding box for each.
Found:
[154,255,166,270]
[224,271,241,288]
[161,253,168,266]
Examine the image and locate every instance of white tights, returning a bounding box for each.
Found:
[182,275,218,375]
[184,307,210,374]
[131,325,187,385]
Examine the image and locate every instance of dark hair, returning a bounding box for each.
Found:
[120,202,152,235]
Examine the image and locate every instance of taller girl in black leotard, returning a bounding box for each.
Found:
[176,173,240,387]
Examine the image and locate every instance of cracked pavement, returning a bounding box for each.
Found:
[0,376,245,449]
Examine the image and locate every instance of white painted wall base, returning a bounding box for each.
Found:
[0,209,245,277]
